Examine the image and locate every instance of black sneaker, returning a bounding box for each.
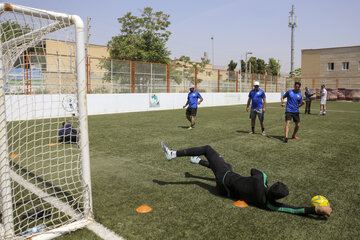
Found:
[284,138,288,143]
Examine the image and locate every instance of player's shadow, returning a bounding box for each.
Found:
[266,135,284,142]
[153,172,221,197]
[236,130,251,134]
[184,172,215,181]
[178,126,190,129]
[153,179,220,197]
[154,173,328,221]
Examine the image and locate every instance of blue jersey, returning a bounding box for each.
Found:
[188,91,202,108]
[305,89,314,102]
[59,123,77,136]
[283,90,302,113]
[248,89,266,110]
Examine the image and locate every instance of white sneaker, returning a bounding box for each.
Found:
[161,142,175,160]
[190,156,201,164]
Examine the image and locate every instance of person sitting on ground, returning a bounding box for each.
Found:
[58,121,78,143]
[161,142,332,217]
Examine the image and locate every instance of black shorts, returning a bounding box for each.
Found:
[285,112,300,123]
[59,135,78,144]
[186,107,197,116]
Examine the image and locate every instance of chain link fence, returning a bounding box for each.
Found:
[6,55,359,101]
[88,58,287,94]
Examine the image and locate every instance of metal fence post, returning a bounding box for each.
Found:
[236,72,238,92]
[251,73,254,89]
[265,74,267,92]
[217,69,220,92]
[131,61,135,93]
[195,67,198,90]
[166,64,170,93]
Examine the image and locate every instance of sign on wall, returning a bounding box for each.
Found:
[149,93,160,108]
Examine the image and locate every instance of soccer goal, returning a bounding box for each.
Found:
[0,3,92,240]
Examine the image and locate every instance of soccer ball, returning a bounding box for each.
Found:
[311,195,330,207]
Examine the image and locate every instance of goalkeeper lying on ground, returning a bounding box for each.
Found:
[161,142,332,217]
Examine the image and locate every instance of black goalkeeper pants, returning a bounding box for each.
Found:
[59,135,78,144]
[176,145,233,195]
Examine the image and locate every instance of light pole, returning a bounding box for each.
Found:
[288,4,297,73]
[245,51,253,82]
[211,36,214,69]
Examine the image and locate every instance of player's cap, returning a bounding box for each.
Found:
[189,84,195,89]
[254,81,260,86]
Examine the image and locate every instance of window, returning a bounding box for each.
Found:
[342,62,349,70]
[328,62,334,71]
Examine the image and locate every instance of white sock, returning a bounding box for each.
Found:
[171,151,177,158]
[190,156,201,164]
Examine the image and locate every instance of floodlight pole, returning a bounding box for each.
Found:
[245,51,252,82]
[211,36,214,69]
[288,4,297,73]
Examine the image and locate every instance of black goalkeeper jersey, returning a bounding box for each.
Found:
[224,168,317,215]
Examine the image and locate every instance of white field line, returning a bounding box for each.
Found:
[11,170,125,240]
[87,221,125,240]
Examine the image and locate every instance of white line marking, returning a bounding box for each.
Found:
[87,221,125,240]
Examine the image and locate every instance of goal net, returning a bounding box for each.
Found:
[0,3,92,240]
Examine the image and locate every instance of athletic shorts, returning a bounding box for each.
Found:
[186,107,197,116]
[249,109,264,120]
[285,112,300,123]
[320,99,326,105]
[59,135,78,144]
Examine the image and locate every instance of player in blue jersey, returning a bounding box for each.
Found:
[161,142,332,217]
[246,81,266,135]
[304,87,315,114]
[183,84,203,129]
[58,121,78,143]
[281,82,304,143]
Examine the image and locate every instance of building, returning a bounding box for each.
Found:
[301,46,360,90]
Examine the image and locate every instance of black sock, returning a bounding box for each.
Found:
[251,127,255,132]
[262,128,265,132]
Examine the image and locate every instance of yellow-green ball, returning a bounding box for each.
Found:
[311,195,330,207]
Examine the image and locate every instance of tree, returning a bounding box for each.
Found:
[240,60,246,72]
[107,7,172,63]
[267,58,280,76]
[240,57,281,76]
[289,68,301,81]
[170,56,210,86]
[1,20,31,42]
[255,58,266,74]
[227,60,237,71]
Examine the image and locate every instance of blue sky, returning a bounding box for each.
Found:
[8,0,360,73]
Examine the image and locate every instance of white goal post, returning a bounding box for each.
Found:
[0,3,92,240]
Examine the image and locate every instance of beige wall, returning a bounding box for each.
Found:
[301,46,360,89]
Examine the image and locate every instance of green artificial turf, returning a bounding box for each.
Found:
[59,101,360,240]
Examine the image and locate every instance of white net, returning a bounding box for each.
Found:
[0,4,91,240]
